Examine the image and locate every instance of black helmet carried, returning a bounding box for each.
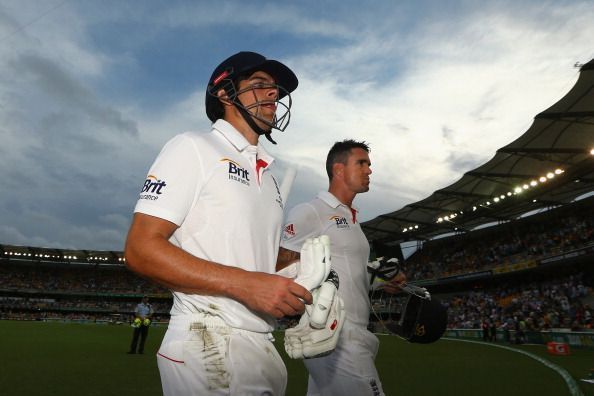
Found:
[385,284,448,344]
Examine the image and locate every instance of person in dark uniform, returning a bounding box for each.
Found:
[128,295,153,354]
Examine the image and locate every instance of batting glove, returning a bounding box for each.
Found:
[276,235,332,292]
[284,272,345,359]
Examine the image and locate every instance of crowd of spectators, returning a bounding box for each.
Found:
[369,272,593,335]
[0,296,171,313]
[0,262,171,323]
[0,263,168,294]
[2,202,593,331]
[0,296,171,323]
[444,272,593,332]
[401,208,594,281]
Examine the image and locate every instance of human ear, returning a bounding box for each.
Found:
[217,89,232,106]
[333,163,344,179]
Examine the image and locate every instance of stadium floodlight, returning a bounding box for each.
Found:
[500,195,505,199]
[530,180,537,187]
[472,206,477,211]
[414,225,419,229]
[539,176,547,182]
[437,217,443,223]
[547,172,554,179]
[554,168,564,175]
[590,148,594,155]
[514,186,522,193]
[402,228,408,232]
[494,197,500,203]
[522,184,529,190]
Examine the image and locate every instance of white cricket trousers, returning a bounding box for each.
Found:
[157,313,287,395]
[304,321,385,396]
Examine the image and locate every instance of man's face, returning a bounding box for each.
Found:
[343,148,372,193]
[235,71,279,130]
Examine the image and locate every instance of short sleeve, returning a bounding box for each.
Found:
[133,133,203,226]
[280,203,322,252]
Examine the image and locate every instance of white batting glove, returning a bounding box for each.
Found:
[284,276,345,359]
[276,235,332,292]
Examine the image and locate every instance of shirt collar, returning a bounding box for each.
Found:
[212,119,275,166]
[317,191,359,213]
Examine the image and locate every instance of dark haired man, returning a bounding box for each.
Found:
[279,140,394,395]
[125,51,311,395]
[127,295,153,354]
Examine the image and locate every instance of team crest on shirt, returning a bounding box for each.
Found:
[330,215,350,229]
[220,158,250,186]
[139,175,167,201]
[282,223,296,240]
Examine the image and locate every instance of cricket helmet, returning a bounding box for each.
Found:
[385,286,448,344]
[205,51,298,143]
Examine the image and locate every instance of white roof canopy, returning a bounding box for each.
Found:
[363,59,594,245]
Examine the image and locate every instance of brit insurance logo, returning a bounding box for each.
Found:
[220,158,250,186]
[330,215,349,229]
[139,175,167,201]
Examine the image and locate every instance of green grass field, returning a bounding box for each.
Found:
[1,321,592,395]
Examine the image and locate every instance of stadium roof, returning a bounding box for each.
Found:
[362,59,594,246]
[1,243,125,265]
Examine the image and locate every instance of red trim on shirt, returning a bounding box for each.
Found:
[350,207,357,223]
[256,158,268,184]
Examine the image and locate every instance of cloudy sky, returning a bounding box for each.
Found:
[1,0,593,251]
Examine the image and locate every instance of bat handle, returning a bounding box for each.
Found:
[279,167,297,205]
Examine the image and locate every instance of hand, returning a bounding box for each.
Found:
[381,271,407,294]
[237,272,313,319]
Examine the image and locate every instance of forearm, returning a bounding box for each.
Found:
[126,233,251,297]
[124,213,311,318]
[276,246,300,272]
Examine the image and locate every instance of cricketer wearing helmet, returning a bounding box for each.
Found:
[125,51,314,395]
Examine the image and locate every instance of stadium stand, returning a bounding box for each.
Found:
[1,197,592,339]
[360,59,594,349]
[0,251,171,324]
[367,196,594,347]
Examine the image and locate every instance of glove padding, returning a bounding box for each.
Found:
[284,277,345,359]
[276,236,331,291]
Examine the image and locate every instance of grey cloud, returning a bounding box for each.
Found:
[445,150,485,174]
[0,52,148,250]
[12,53,138,137]
[0,4,22,39]
[441,126,455,144]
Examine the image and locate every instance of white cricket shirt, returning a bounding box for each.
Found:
[134,119,285,332]
[281,191,371,327]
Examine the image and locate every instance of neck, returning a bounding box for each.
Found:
[225,117,259,145]
[225,108,270,146]
[328,184,356,207]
